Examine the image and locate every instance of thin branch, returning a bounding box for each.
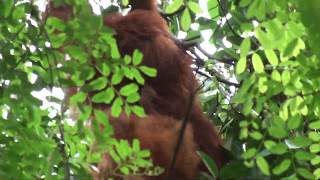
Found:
[195,69,240,87]
[196,44,235,65]
[216,0,242,38]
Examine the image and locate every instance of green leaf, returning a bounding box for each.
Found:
[297,168,316,180]
[132,68,145,85]
[287,116,302,130]
[295,150,315,161]
[132,49,143,66]
[65,46,88,63]
[268,126,288,139]
[181,8,191,31]
[265,50,279,66]
[124,55,131,65]
[198,151,218,177]
[111,71,124,85]
[270,70,281,82]
[111,97,123,117]
[240,0,252,7]
[120,166,129,175]
[309,120,320,129]
[97,62,111,76]
[94,109,109,127]
[207,0,219,18]
[165,0,183,14]
[281,71,291,85]
[309,132,320,141]
[236,57,247,74]
[269,143,288,155]
[283,38,305,57]
[272,159,291,175]
[123,66,134,80]
[240,38,251,58]
[310,144,320,153]
[92,88,115,104]
[88,77,108,91]
[188,2,202,14]
[256,156,270,176]
[127,92,140,103]
[252,53,265,73]
[139,66,157,77]
[220,161,250,179]
[132,139,140,152]
[0,0,13,17]
[242,148,257,159]
[119,83,139,96]
[250,131,263,140]
[132,105,146,117]
[291,136,312,148]
[12,5,25,19]
[70,92,87,105]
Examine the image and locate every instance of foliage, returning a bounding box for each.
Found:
[0,0,320,179]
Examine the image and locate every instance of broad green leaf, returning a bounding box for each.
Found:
[252,53,265,73]
[119,83,139,96]
[123,66,134,80]
[268,126,288,139]
[181,8,191,31]
[132,105,146,117]
[310,144,320,153]
[297,168,316,180]
[92,88,115,104]
[269,143,288,155]
[291,136,312,148]
[111,97,123,117]
[198,151,218,177]
[111,71,124,85]
[242,148,257,159]
[312,156,320,166]
[97,62,111,76]
[256,156,270,176]
[265,50,279,66]
[188,2,202,14]
[207,0,219,18]
[309,132,320,141]
[132,68,145,85]
[240,0,252,7]
[287,116,302,130]
[0,0,13,17]
[282,71,291,85]
[272,159,291,175]
[295,150,315,161]
[240,38,251,58]
[133,49,143,66]
[94,109,109,127]
[309,120,320,129]
[271,70,281,82]
[250,131,263,140]
[236,57,247,74]
[132,139,140,152]
[165,0,183,14]
[127,92,140,103]
[283,38,305,57]
[12,5,25,19]
[124,55,131,65]
[70,91,87,105]
[88,77,108,91]
[139,66,157,77]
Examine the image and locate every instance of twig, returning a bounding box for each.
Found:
[196,44,235,65]
[195,69,240,87]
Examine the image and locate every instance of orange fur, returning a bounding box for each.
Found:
[48,0,228,179]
